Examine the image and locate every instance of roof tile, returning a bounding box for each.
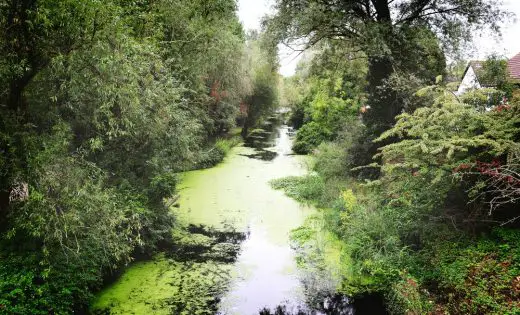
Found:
[508,52,520,80]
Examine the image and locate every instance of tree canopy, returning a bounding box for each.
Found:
[268,0,507,135]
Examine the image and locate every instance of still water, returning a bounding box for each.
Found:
[91,124,363,314]
[178,125,313,314]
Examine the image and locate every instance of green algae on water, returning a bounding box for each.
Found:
[288,211,347,309]
[90,224,245,314]
[91,255,232,315]
[92,125,317,314]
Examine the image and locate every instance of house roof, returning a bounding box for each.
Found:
[461,60,496,87]
[459,53,520,89]
[508,52,520,81]
[469,60,484,74]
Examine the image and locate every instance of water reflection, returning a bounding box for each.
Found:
[258,294,354,315]
[169,224,249,263]
[257,294,388,315]
[242,118,296,161]
[240,150,278,161]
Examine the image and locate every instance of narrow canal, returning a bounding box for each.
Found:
[181,124,312,314]
[91,121,364,314]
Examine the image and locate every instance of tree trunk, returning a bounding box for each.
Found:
[372,0,391,22]
[363,0,400,134]
[0,189,9,225]
[7,71,35,113]
[241,119,250,138]
[352,1,400,178]
[364,56,400,134]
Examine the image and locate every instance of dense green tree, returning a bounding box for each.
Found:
[480,54,516,97]
[0,0,110,112]
[280,41,368,155]
[0,0,111,213]
[152,0,251,135]
[268,0,506,134]
[241,31,280,136]
[0,0,280,312]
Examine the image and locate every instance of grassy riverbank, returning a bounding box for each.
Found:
[192,130,243,170]
[273,36,520,314]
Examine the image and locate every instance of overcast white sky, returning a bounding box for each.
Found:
[237,0,520,77]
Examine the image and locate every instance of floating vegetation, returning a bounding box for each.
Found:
[91,257,232,315]
[91,224,248,315]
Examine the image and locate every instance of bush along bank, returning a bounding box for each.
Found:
[273,87,520,314]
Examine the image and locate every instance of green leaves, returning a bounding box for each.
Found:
[0,0,253,313]
[377,96,516,173]
[285,41,367,155]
